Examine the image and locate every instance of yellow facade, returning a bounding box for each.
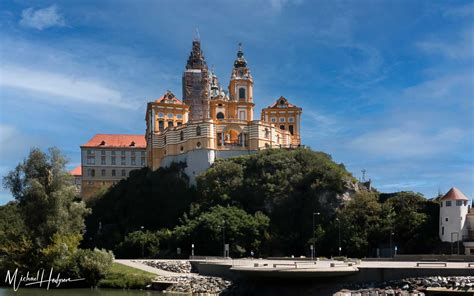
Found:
[145,40,302,174]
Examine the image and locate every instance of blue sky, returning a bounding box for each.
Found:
[0,0,473,204]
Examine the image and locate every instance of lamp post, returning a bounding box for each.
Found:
[312,212,320,260]
[140,225,145,258]
[389,231,394,258]
[336,218,341,256]
[222,220,226,258]
[191,243,195,257]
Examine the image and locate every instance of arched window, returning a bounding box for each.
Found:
[216,112,224,120]
[289,125,294,135]
[168,121,173,127]
[180,131,184,141]
[196,126,202,136]
[280,125,285,130]
[158,121,164,131]
[239,88,246,100]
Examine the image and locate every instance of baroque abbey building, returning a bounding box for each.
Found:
[74,39,302,199]
[145,39,302,180]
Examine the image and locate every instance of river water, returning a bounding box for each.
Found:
[0,288,180,296]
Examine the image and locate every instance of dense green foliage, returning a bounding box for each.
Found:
[1,147,113,287]
[115,230,161,258]
[1,147,443,268]
[335,191,440,257]
[171,205,270,257]
[84,163,194,251]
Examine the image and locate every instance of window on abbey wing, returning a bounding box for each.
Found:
[217,112,224,120]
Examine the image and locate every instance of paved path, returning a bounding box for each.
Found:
[115,259,202,278]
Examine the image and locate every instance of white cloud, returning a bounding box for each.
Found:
[20,5,66,30]
[417,28,474,59]
[0,64,134,109]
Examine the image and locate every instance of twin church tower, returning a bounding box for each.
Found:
[78,37,303,199]
[145,38,302,181]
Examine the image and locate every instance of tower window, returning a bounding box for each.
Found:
[196,126,202,136]
[158,121,164,131]
[280,125,285,130]
[180,131,184,141]
[279,117,285,122]
[158,112,164,118]
[167,113,173,118]
[217,112,224,120]
[168,121,173,127]
[239,88,246,100]
[456,200,463,206]
[164,136,166,145]
[196,142,202,148]
[289,125,294,135]
[264,128,270,139]
[446,201,452,207]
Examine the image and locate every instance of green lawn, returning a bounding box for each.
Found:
[98,262,156,289]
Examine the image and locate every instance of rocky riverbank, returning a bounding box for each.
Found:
[155,274,232,294]
[135,260,232,294]
[139,260,192,273]
[334,276,474,295]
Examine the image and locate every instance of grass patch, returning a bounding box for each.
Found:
[98,262,156,289]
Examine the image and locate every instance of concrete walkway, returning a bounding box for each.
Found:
[115,259,201,278]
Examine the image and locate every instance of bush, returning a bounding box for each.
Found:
[74,248,114,286]
[115,230,160,258]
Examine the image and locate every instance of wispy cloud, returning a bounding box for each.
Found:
[268,0,303,12]
[19,5,65,30]
[0,64,133,109]
[417,27,474,59]
[443,3,474,18]
[350,127,464,159]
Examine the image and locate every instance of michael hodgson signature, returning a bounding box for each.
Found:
[5,268,85,291]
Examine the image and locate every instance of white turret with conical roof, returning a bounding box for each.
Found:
[439,187,470,242]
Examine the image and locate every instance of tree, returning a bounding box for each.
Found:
[115,230,160,258]
[84,163,195,251]
[3,147,90,248]
[196,148,356,256]
[171,206,270,257]
[335,192,382,257]
[382,191,440,253]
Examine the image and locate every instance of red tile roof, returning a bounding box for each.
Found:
[440,187,469,201]
[70,165,82,176]
[81,134,146,148]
